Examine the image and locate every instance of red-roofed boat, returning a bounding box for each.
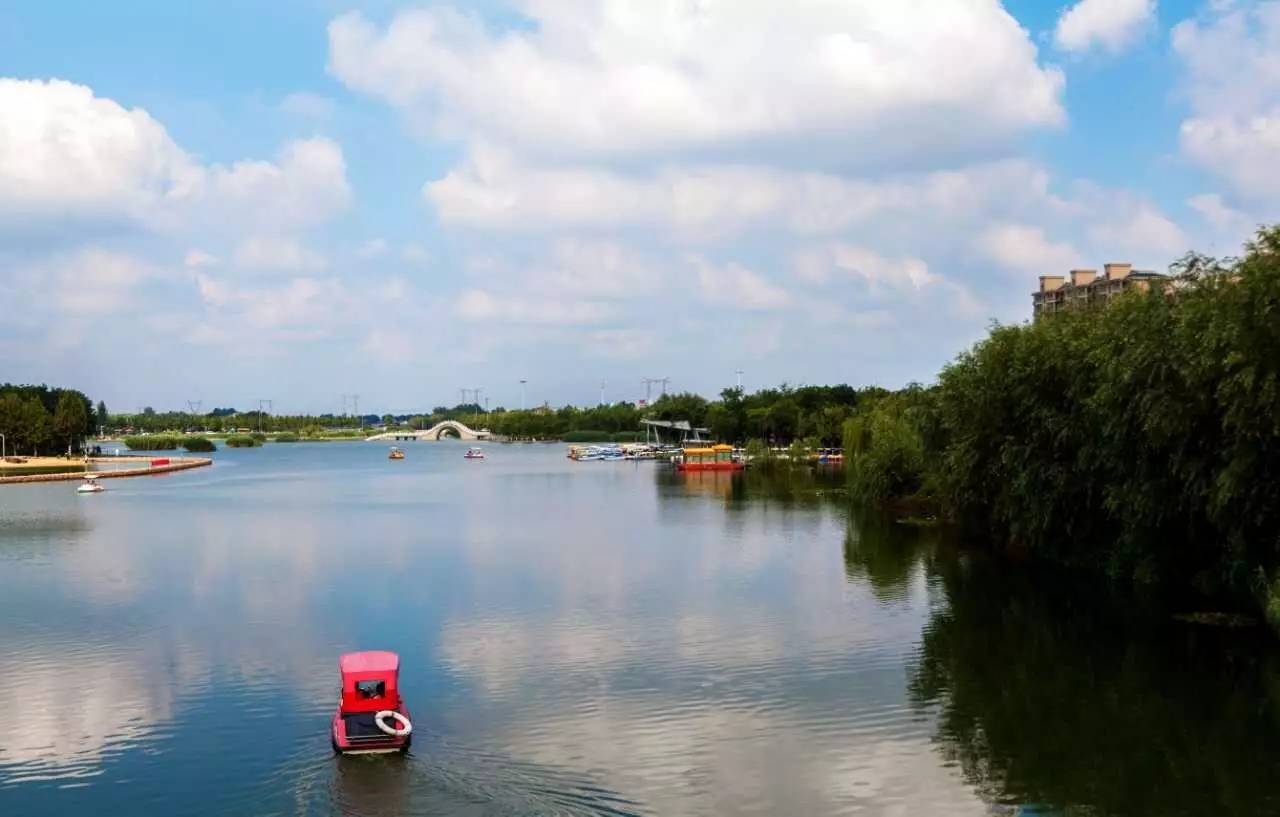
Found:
[331,650,413,754]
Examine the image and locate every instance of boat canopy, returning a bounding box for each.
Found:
[683,444,734,455]
[339,651,402,714]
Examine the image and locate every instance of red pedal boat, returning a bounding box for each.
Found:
[331,651,413,754]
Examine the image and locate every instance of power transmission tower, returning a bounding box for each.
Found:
[642,377,671,401]
[257,399,272,433]
[599,379,607,405]
[186,400,202,415]
[641,377,663,403]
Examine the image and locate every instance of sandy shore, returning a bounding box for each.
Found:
[0,455,212,484]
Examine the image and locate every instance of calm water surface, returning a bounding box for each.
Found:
[2,443,1279,816]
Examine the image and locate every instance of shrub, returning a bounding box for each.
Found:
[250,432,267,443]
[744,439,773,468]
[181,436,216,452]
[225,434,260,448]
[273,433,300,442]
[123,435,180,451]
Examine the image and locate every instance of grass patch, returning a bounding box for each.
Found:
[225,434,260,448]
[1,464,85,477]
[124,435,180,451]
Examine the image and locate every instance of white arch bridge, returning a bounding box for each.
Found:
[366,420,490,442]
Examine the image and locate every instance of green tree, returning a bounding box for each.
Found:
[96,400,108,431]
[53,391,89,453]
[22,396,52,455]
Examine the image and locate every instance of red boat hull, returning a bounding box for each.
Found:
[675,462,744,472]
[331,706,412,754]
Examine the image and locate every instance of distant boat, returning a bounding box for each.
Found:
[464,447,485,460]
[674,444,745,472]
[76,474,105,493]
[388,447,405,460]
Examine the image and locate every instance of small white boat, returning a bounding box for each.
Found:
[76,475,104,494]
[464,447,485,460]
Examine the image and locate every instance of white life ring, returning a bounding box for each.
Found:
[374,710,412,737]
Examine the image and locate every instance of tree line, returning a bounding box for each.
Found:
[0,384,96,456]
[103,387,882,446]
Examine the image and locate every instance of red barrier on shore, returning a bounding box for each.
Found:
[151,458,170,466]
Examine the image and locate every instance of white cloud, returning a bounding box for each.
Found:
[280,91,335,119]
[1187,192,1257,235]
[1086,202,1186,266]
[1055,0,1156,53]
[977,223,1082,276]
[542,238,663,298]
[49,249,158,315]
[1172,2,1280,212]
[330,1,1063,163]
[0,78,199,229]
[401,243,429,263]
[232,235,327,272]
[200,137,351,233]
[427,148,1062,239]
[183,248,219,269]
[357,237,388,258]
[456,289,614,325]
[585,328,658,360]
[0,78,353,237]
[692,258,790,310]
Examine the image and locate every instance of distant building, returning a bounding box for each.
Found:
[1032,262,1169,318]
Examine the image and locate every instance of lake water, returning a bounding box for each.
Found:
[2,442,1279,816]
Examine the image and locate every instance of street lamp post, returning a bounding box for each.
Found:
[520,379,527,411]
[735,369,744,389]
[1,432,5,459]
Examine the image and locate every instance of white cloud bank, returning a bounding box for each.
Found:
[0,78,351,235]
[328,0,1064,163]
[1055,0,1156,54]
[1174,2,1280,213]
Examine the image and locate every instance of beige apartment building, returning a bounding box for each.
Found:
[1032,263,1169,318]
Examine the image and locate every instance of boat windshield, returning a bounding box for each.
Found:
[355,680,385,699]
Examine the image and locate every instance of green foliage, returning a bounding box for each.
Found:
[786,438,808,464]
[124,435,180,451]
[0,384,93,455]
[225,435,260,448]
[931,226,1280,602]
[273,433,300,442]
[743,438,774,468]
[561,430,612,442]
[53,391,89,452]
[181,436,216,452]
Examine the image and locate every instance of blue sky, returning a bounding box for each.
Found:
[2,0,1277,414]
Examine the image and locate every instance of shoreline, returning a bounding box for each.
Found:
[0,455,212,484]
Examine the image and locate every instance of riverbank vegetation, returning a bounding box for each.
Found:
[181,437,216,452]
[123,435,179,450]
[225,435,260,448]
[838,227,1280,619]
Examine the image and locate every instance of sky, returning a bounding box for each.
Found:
[2,0,1278,415]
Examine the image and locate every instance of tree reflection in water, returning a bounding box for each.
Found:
[907,549,1280,816]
